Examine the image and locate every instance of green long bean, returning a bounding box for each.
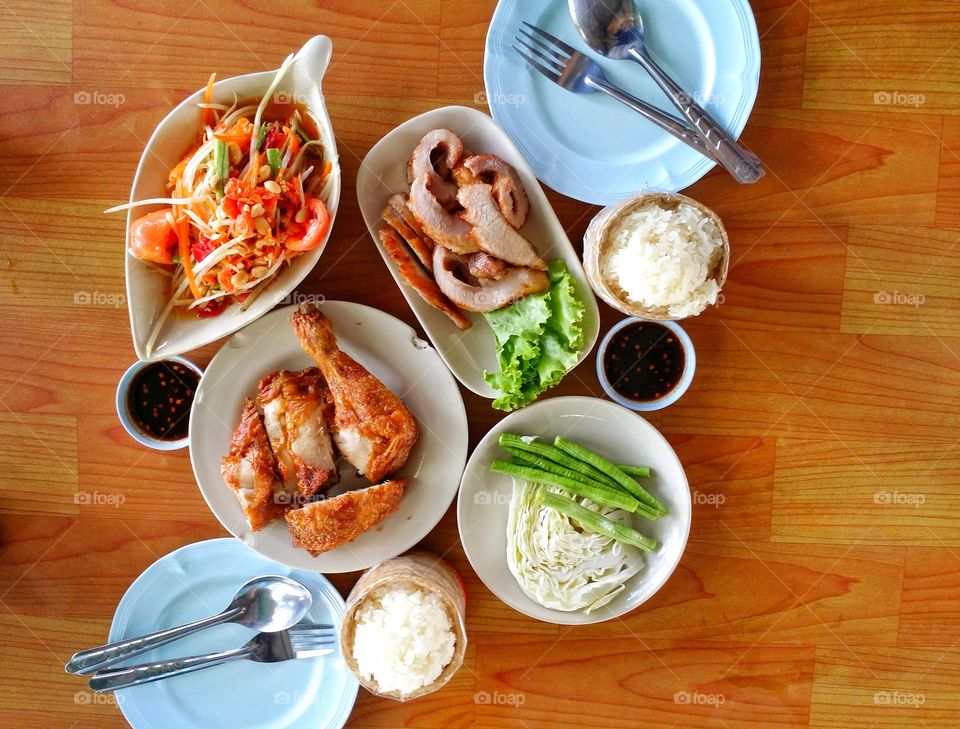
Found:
[538,490,657,552]
[490,460,641,514]
[554,436,667,515]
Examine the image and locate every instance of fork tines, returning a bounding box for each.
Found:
[288,622,337,658]
[513,21,578,82]
[521,21,577,55]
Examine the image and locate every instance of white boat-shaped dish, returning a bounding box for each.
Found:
[356,105,600,398]
[124,36,341,362]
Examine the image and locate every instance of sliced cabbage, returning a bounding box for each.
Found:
[506,482,644,613]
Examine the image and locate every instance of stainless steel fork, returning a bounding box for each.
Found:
[88,622,336,693]
[514,22,718,164]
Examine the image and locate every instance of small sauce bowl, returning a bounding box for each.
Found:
[596,318,695,412]
[116,356,203,450]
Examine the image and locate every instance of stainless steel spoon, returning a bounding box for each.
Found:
[568,0,765,184]
[65,575,312,675]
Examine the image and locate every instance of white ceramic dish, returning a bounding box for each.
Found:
[189,301,469,573]
[355,105,600,398]
[124,36,341,362]
[457,396,691,624]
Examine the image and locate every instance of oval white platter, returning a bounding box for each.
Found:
[356,105,601,398]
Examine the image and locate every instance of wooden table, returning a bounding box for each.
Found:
[2,1,959,726]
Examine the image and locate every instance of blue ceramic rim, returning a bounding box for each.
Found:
[482,0,762,203]
[109,537,358,729]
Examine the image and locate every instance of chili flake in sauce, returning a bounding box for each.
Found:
[128,361,199,440]
[603,322,685,402]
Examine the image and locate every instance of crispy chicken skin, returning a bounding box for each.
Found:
[379,227,472,330]
[256,368,339,498]
[291,304,420,483]
[285,479,407,556]
[220,399,288,531]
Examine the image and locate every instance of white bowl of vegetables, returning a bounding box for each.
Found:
[117,36,341,361]
[456,396,691,624]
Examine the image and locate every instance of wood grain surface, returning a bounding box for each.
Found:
[2,1,959,727]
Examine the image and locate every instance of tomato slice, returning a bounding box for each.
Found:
[196,297,228,318]
[191,235,218,262]
[264,126,286,150]
[285,198,330,252]
[129,209,177,264]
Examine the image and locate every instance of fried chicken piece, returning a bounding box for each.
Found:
[291,304,420,483]
[379,227,472,330]
[285,479,407,556]
[220,399,289,531]
[256,369,339,499]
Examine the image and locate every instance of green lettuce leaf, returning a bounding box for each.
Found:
[483,259,586,411]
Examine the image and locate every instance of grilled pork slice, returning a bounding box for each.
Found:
[433,245,548,312]
[285,479,407,556]
[407,172,477,253]
[382,193,434,271]
[291,304,420,483]
[457,182,546,270]
[463,154,530,229]
[379,228,471,330]
[406,129,463,210]
[465,251,509,280]
[220,399,289,531]
[256,369,339,499]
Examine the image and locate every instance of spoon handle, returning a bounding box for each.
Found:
[627,47,765,184]
[87,644,255,693]
[584,76,719,161]
[65,606,244,675]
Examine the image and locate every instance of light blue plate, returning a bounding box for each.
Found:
[483,0,761,203]
[108,538,358,729]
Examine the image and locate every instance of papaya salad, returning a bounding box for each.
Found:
[108,55,334,346]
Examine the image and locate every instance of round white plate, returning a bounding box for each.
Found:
[484,0,761,203]
[110,538,357,729]
[189,301,469,573]
[457,396,691,624]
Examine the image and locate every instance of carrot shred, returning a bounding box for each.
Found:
[176,217,203,299]
[282,126,301,156]
[318,160,332,185]
[201,73,216,134]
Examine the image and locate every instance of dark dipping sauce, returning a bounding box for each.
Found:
[128,361,199,441]
[603,322,685,402]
